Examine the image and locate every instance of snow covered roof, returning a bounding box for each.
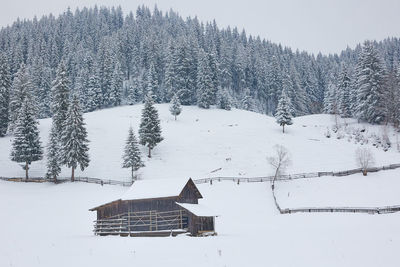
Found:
[120,178,201,201]
[176,202,217,217]
[90,178,203,211]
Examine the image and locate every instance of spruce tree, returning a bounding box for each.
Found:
[169,93,182,120]
[217,88,232,111]
[0,54,11,136]
[86,72,102,112]
[337,66,352,118]
[275,90,293,133]
[51,61,70,138]
[197,50,214,109]
[10,95,43,180]
[9,63,32,132]
[46,123,61,182]
[61,95,90,181]
[122,127,144,181]
[355,42,386,124]
[139,91,163,158]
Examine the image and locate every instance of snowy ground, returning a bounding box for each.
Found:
[1,105,400,267]
[1,104,400,181]
[1,176,400,267]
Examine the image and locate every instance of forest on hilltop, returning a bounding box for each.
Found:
[1,5,400,127]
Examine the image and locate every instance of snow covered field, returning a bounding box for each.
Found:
[1,104,400,181]
[1,176,400,267]
[1,105,400,267]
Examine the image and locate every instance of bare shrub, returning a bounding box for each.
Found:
[355,147,375,176]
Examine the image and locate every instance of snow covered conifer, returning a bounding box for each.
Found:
[51,61,70,138]
[197,50,214,109]
[139,91,163,158]
[217,88,232,111]
[337,66,352,118]
[46,123,61,182]
[241,88,254,111]
[10,94,43,180]
[86,71,102,112]
[355,41,386,124]
[61,95,90,182]
[0,54,11,136]
[275,90,293,133]
[122,127,144,181]
[169,93,182,120]
[9,63,32,132]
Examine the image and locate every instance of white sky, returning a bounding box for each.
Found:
[1,0,400,55]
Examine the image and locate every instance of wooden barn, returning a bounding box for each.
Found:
[90,178,216,237]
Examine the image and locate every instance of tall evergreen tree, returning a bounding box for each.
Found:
[10,95,43,179]
[9,63,32,132]
[122,127,144,181]
[169,93,182,120]
[51,61,70,138]
[61,95,90,181]
[275,90,293,133]
[0,54,11,136]
[46,122,61,182]
[197,50,214,109]
[139,91,163,157]
[356,42,387,124]
[337,66,352,118]
[86,71,102,112]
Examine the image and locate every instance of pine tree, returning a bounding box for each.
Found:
[51,61,70,138]
[197,50,214,109]
[356,42,386,124]
[0,54,11,136]
[139,91,163,157]
[337,66,352,118]
[169,93,182,120]
[61,95,90,181]
[122,127,144,181]
[46,122,61,182]
[9,63,32,132]
[145,63,159,102]
[109,62,123,106]
[275,90,293,133]
[10,95,43,180]
[86,71,102,112]
[242,88,254,111]
[217,87,232,110]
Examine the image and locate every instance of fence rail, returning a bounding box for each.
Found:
[0,176,132,187]
[2,162,400,187]
[280,205,400,215]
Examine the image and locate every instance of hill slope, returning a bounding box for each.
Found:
[1,104,400,181]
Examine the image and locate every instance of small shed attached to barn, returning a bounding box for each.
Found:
[90,178,216,237]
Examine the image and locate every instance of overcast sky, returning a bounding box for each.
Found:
[1,0,400,55]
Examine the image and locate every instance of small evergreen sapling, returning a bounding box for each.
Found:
[169,93,182,120]
[139,91,163,158]
[61,95,90,181]
[275,90,293,133]
[10,95,43,180]
[122,127,144,181]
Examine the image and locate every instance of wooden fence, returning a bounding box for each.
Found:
[280,205,400,215]
[193,163,400,185]
[2,162,400,188]
[0,176,132,187]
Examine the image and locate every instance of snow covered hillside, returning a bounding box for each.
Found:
[1,104,400,181]
[1,105,400,267]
